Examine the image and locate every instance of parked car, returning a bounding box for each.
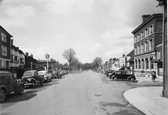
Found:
[0,71,24,102]
[21,70,44,88]
[38,70,52,82]
[105,70,114,77]
[110,70,136,82]
[52,70,59,79]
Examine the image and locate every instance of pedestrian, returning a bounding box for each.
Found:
[151,71,156,82]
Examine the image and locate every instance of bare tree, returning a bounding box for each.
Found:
[63,48,76,72]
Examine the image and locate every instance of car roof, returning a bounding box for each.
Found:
[38,70,46,72]
[0,71,11,74]
[24,70,36,72]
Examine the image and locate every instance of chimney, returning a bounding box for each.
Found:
[142,15,151,22]
[30,54,33,58]
[26,52,29,57]
[11,39,13,45]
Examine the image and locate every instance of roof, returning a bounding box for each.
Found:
[0,71,11,74]
[24,70,36,72]
[132,13,163,34]
[127,50,134,57]
[0,25,13,37]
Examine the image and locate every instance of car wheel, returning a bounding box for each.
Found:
[15,84,24,94]
[0,89,6,102]
[40,80,43,86]
[31,81,35,88]
[19,85,24,94]
[113,77,118,81]
[130,77,135,82]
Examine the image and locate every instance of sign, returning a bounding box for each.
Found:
[45,54,50,59]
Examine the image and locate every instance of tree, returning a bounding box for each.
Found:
[63,48,76,71]
[92,57,103,71]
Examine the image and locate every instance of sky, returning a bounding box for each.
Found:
[0,0,162,64]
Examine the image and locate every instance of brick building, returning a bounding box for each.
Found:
[0,26,12,69]
[132,13,163,77]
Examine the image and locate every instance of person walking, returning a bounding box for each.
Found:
[151,71,156,82]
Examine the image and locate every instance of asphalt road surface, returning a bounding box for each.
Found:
[0,71,144,115]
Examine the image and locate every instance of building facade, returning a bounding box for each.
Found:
[36,60,57,71]
[132,14,163,77]
[10,39,25,69]
[0,26,12,69]
[24,53,38,70]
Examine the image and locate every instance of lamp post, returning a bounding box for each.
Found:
[45,54,50,72]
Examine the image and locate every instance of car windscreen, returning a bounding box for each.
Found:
[23,71,33,76]
[38,71,46,75]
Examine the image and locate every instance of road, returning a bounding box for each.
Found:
[0,71,144,115]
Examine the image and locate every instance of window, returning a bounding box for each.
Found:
[157,51,161,60]
[10,55,13,63]
[142,60,144,69]
[146,59,149,69]
[150,58,154,69]
[145,29,148,37]
[1,32,7,42]
[149,25,154,34]
[138,60,141,69]
[141,43,144,53]
[134,36,137,42]
[139,45,141,54]
[1,45,7,56]
[149,39,153,51]
[137,34,140,41]
[141,31,144,39]
[146,41,149,52]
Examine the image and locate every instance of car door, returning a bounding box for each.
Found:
[122,71,127,79]
[5,73,15,94]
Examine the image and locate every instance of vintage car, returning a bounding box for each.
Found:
[52,70,59,79]
[22,70,44,88]
[110,70,136,82]
[38,70,52,82]
[0,71,24,102]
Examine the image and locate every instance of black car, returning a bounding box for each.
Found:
[105,70,114,77]
[22,70,44,88]
[110,70,136,82]
[0,71,24,102]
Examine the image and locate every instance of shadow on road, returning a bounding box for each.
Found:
[1,80,59,104]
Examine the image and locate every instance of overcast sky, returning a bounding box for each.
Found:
[0,0,162,64]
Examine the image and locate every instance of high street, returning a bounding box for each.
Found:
[0,71,146,115]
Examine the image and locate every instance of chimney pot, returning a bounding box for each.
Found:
[142,15,151,22]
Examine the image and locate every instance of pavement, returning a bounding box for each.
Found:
[123,76,168,115]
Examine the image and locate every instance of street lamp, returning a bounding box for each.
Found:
[45,54,50,72]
